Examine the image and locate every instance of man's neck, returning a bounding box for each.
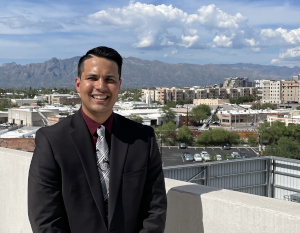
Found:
[81,106,112,125]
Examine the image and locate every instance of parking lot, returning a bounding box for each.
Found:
[161,146,259,167]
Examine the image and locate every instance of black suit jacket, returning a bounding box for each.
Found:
[28,110,167,233]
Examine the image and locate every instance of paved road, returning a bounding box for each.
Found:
[161,146,259,167]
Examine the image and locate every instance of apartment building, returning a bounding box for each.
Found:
[183,89,195,101]
[219,88,227,99]
[262,80,299,104]
[237,87,251,97]
[226,88,239,99]
[141,86,257,104]
[193,99,229,105]
[171,88,184,102]
[194,89,207,99]
[207,88,220,99]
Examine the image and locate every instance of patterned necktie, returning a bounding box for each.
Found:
[96,125,110,206]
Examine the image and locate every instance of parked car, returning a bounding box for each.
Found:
[216,154,222,161]
[222,143,231,150]
[183,152,194,162]
[194,153,203,162]
[178,142,187,149]
[231,152,242,159]
[225,154,233,160]
[201,151,211,161]
[240,152,249,158]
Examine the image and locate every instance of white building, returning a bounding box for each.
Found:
[8,107,59,126]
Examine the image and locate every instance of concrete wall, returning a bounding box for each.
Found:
[0,148,32,233]
[1,148,300,233]
[165,178,300,233]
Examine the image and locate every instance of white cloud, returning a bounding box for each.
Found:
[213,35,232,47]
[271,47,300,67]
[0,40,38,48]
[85,2,254,50]
[179,35,200,48]
[0,15,64,34]
[252,47,261,53]
[260,28,300,46]
[279,47,300,61]
[164,54,168,57]
[171,49,178,54]
[83,2,300,56]
[271,59,279,64]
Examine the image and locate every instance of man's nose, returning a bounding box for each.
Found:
[95,78,107,90]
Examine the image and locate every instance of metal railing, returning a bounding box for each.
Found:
[163,156,300,201]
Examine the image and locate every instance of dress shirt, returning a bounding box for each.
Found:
[81,109,113,150]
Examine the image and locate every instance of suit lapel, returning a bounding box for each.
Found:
[69,110,108,227]
[108,113,128,225]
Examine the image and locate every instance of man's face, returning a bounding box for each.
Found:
[75,56,122,121]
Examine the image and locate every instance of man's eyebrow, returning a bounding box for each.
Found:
[104,74,118,79]
[86,73,98,77]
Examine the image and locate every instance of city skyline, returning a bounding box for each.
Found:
[0,0,299,67]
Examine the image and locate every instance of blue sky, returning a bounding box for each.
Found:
[0,0,299,67]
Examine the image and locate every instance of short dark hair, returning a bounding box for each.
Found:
[77,46,123,79]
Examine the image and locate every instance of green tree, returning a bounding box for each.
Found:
[177,125,194,145]
[127,114,143,124]
[196,128,240,146]
[265,137,300,160]
[257,121,286,144]
[248,136,257,147]
[260,103,276,110]
[196,130,212,146]
[165,101,176,108]
[212,114,219,122]
[155,122,177,146]
[296,106,300,110]
[162,106,176,124]
[189,105,211,123]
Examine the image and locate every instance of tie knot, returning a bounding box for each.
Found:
[97,125,105,137]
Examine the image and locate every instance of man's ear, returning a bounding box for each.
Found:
[75,77,81,93]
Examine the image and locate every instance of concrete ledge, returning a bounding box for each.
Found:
[1,148,300,233]
[0,147,32,233]
[165,178,300,233]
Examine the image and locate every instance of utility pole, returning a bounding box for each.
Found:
[186,105,189,127]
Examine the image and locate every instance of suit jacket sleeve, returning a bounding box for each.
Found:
[139,128,167,233]
[28,129,71,233]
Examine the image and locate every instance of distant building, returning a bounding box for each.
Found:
[223,77,252,88]
[11,99,38,107]
[193,99,229,105]
[8,108,59,126]
[44,94,80,105]
[0,111,8,123]
[262,80,299,104]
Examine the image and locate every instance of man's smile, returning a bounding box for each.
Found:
[91,95,109,100]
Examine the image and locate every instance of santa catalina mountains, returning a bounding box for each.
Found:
[0,56,299,88]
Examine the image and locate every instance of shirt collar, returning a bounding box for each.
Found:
[81,108,113,136]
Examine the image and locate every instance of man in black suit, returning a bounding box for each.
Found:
[28,46,167,233]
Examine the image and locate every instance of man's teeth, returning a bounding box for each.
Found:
[93,96,107,100]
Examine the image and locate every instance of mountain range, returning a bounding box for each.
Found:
[0,56,299,88]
